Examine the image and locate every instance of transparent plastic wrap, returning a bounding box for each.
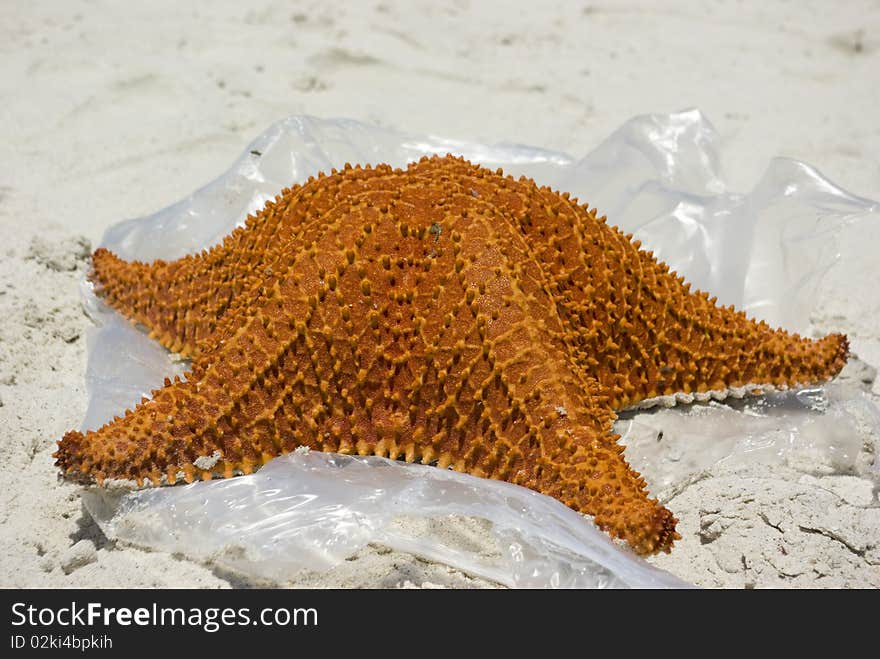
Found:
[78,110,880,588]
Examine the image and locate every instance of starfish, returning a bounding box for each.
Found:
[55,155,849,555]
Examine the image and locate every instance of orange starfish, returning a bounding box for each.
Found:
[55,155,848,555]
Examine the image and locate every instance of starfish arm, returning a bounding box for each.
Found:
[563,211,849,408]
[89,170,367,358]
[90,191,295,358]
[447,183,677,553]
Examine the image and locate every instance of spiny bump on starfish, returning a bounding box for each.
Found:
[55,154,848,556]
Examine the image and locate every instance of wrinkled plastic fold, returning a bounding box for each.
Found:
[80,110,879,588]
[84,450,688,588]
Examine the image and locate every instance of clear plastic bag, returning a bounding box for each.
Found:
[79,110,879,588]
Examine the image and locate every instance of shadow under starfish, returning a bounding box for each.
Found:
[54,155,849,556]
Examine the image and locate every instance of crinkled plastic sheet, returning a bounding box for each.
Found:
[79,110,880,588]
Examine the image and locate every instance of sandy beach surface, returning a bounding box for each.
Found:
[2,0,879,588]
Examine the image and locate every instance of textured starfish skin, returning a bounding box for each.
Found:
[55,155,849,555]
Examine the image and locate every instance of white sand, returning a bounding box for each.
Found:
[1,0,878,588]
